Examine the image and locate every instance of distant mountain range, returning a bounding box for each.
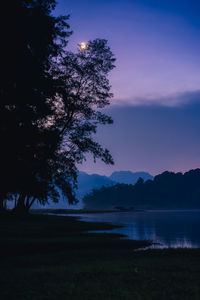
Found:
[109,171,153,185]
[83,169,200,210]
[76,172,115,199]
[34,170,153,209]
[76,170,153,202]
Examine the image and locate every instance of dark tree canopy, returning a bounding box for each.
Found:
[0,1,115,213]
[83,169,200,210]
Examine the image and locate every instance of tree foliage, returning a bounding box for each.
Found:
[83,169,200,210]
[0,1,115,213]
[51,39,115,164]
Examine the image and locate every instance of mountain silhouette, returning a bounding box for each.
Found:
[76,171,116,199]
[83,169,200,210]
[109,171,153,185]
[32,170,153,209]
[76,170,153,198]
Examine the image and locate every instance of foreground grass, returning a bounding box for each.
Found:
[0,214,200,299]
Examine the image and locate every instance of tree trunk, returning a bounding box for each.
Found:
[0,198,5,213]
[3,199,7,210]
[12,195,37,214]
[0,196,8,215]
[25,196,30,209]
[13,194,28,214]
[27,197,36,210]
[14,194,18,209]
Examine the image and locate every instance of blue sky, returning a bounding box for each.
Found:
[56,0,200,175]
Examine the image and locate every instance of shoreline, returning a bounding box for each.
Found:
[31,208,137,214]
[31,208,200,215]
[0,213,200,299]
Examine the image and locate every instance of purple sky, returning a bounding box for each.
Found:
[56,0,200,175]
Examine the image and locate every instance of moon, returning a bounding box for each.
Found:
[80,42,88,51]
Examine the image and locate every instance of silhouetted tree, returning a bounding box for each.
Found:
[51,38,115,167]
[1,0,72,213]
[0,1,115,213]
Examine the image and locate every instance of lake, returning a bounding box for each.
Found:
[66,210,200,249]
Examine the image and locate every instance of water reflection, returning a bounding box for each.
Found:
[148,237,198,249]
[67,210,200,249]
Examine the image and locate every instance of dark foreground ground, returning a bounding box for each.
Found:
[0,214,200,300]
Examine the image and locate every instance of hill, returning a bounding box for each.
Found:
[109,171,153,184]
[32,170,153,209]
[83,169,200,210]
[76,171,116,199]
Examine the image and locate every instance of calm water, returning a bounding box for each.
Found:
[67,210,200,249]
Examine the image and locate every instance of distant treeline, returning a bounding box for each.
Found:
[83,169,200,209]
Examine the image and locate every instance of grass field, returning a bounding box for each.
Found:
[0,214,200,299]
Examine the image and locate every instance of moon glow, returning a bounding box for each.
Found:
[80,42,88,51]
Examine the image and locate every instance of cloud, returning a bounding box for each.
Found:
[111,90,200,107]
[79,97,200,176]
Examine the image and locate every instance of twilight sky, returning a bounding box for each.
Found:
[56,0,200,176]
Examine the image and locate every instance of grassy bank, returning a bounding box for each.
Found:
[0,214,200,299]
